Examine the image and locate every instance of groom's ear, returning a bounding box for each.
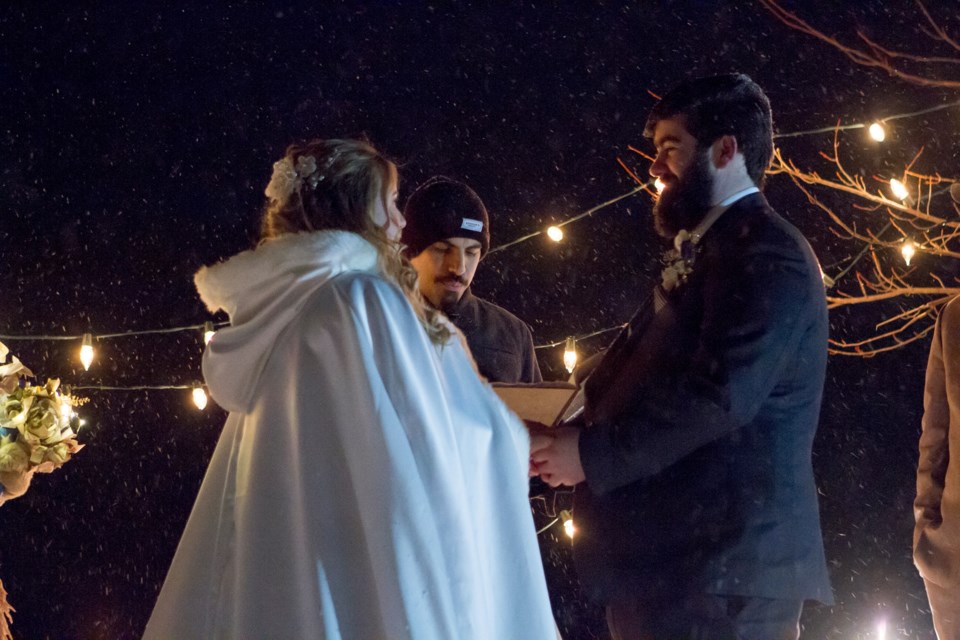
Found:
[711,135,739,168]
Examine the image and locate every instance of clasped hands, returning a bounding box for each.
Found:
[527,422,586,488]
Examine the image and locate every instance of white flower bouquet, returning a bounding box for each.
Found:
[0,342,83,477]
[0,342,84,637]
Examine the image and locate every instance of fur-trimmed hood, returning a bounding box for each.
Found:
[194,231,379,412]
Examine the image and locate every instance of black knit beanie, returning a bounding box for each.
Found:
[402,176,490,257]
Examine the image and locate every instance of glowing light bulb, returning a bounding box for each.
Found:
[890,178,909,201]
[654,178,665,193]
[563,337,578,373]
[901,239,916,266]
[546,226,564,242]
[203,321,216,345]
[60,396,74,418]
[560,510,575,539]
[78,418,87,428]
[192,386,208,410]
[868,122,886,142]
[79,333,95,371]
[876,619,887,640]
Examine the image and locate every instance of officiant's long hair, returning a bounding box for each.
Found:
[260,138,451,345]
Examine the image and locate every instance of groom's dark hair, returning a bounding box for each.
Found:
[644,73,774,187]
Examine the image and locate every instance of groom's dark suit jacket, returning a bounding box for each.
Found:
[574,192,833,605]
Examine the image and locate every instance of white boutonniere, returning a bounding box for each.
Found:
[660,229,699,292]
[657,192,754,292]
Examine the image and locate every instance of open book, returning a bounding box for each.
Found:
[491,382,584,427]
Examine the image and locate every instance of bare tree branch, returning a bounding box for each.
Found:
[759,0,960,88]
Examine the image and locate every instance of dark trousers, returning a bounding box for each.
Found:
[606,593,802,640]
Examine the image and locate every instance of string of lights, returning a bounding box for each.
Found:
[811,171,959,281]
[534,323,627,373]
[1,318,625,381]
[4,97,958,391]
[486,183,651,256]
[61,383,212,410]
[534,323,626,349]
[536,518,559,536]
[533,510,575,539]
[0,321,227,342]
[488,98,960,256]
[68,384,198,391]
[772,97,960,140]
[531,488,577,538]
[2,324,221,409]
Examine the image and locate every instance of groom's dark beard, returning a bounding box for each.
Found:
[652,150,714,239]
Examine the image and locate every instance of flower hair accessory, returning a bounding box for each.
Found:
[264,148,341,203]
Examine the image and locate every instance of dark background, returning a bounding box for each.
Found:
[1,2,953,638]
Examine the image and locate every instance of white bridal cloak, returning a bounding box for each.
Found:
[143,231,556,639]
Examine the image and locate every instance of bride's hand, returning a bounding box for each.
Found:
[527,425,555,477]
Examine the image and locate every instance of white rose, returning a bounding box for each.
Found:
[0,440,29,474]
[43,442,72,466]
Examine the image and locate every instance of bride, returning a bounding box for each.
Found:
[144,139,556,639]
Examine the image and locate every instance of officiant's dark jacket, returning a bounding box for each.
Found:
[444,288,542,384]
[574,192,834,605]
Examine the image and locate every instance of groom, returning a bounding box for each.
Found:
[530,74,833,639]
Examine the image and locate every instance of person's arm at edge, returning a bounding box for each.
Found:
[914,302,951,545]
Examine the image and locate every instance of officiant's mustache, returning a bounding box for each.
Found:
[437,275,468,286]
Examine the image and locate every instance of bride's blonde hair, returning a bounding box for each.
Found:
[260,139,450,345]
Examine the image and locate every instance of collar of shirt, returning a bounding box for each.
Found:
[717,186,760,207]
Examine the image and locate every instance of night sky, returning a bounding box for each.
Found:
[1,2,953,638]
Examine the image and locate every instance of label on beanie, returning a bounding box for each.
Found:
[461,218,484,232]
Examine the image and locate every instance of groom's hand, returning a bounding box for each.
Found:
[527,422,554,477]
[529,426,586,488]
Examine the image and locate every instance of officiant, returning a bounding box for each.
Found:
[402,177,541,384]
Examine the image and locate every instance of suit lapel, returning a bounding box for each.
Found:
[584,286,677,424]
